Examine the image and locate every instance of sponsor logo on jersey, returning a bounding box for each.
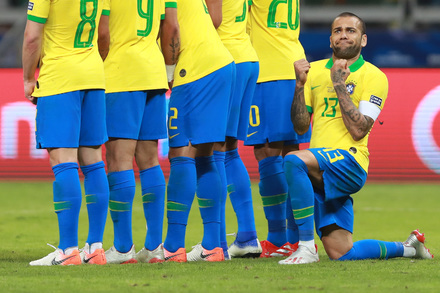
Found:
[369,95,383,107]
[28,2,34,10]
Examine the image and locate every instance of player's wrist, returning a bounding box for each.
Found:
[166,64,176,82]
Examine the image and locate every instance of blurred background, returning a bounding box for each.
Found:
[1,0,440,67]
[0,0,439,181]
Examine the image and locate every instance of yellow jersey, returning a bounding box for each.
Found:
[248,0,304,83]
[304,56,389,172]
[217,0,258,64]
[103,0,168,93]
[170,0,233,87]
[27,0,106,97]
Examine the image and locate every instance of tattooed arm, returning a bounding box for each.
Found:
[331,59,374,141]
[291,59,312,135]
[160,7,180,89]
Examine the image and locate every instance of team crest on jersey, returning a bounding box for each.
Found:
[346,82,356,95]
[28,2,34,10]
[369,95,383,107]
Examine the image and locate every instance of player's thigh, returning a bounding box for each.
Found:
[35,91,82,149]
[80,89,107,146]
[139,89,167,141]
[105,91,145,140]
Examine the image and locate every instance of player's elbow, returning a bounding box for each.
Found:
[349,130,367,142]
[294,124,309,136]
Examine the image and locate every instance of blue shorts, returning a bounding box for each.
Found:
[244,80,311,145]
[308,148,368,238]
[168,62,234,147]
[227,62,259,141]
[35,90,107,149]
[106,90,167,140]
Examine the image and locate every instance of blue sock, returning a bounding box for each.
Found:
[225,149,257,243]
[164,157,196,252]
[108,170,136,253]
[286,194,299,244]
[284,154,315,241]
[338,240,405,260]
[139,165,165,251]
[80,161,109,245]
[196,156,222,250]
[258,156,287,247]
[213,151,228,254]
[52,163,82,250]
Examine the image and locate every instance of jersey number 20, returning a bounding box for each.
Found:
[267,0,299,30]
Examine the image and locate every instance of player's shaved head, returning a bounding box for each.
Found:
[332,12,366,35]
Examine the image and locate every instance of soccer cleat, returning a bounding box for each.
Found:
[260,240,297,258]
[80,243,106,265]
[29,244,81,266]
[278,244,319,265]
[229,238,263,258]
[163,247,187,262]
[105,245,137,264]
[186,244,225,262]
[271,242,298,257]
[403,229,434,259]
[135,244,165,263]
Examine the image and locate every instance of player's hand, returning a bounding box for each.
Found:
[331,59,350,84]
[294,59,310,87]
[24,80,37,105]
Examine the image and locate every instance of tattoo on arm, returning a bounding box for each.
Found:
[334,84,374,140]
[291,85,311,135]
[169,37,180,64]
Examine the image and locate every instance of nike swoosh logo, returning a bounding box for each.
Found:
[169,133,180,139]
[247,131,258,138]
[164,253,183,261]
[51,254,75,265]
[200,252,216,259]
[311,85,321,90]
[83,255,97,264]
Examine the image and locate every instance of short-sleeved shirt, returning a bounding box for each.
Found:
[103,0,168,93]
[27,0,106,97]
[304,56,389,172]
[169,0,233,87]
[248,0,305,83]
[217,0,258,64]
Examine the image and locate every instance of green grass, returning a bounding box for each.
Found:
[0,182,439,292]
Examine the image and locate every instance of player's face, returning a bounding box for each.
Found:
[330,16,367,59]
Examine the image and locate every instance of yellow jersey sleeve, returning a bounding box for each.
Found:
[249,0,305,83]
[306,57,388,173]
[217,0,258,64]
[27,0,105,97]
[104,0,167,93]
[172,0,233,87]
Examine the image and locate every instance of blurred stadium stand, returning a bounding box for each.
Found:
[0,0,439,67]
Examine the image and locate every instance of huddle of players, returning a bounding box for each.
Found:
[24,0,433,266]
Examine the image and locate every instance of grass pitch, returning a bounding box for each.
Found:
[0,181,439,293]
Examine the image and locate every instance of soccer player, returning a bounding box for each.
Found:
[281,12,434,264]
[98,0,179,264]
[206,0,262,258]
[246,0,310,257]
[163,0,234,263]
[23,0,109,265]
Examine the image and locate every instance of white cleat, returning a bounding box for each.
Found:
[30,244,81,266]
[135,244,165,263]
[403,229,434,259]
[278,245,319,265]
[186,243,224,262]
[105,245,137,264]
[229,238,262,258]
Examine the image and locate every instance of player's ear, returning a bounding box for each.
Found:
[361,34,367,48]
[329,36,332,48]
